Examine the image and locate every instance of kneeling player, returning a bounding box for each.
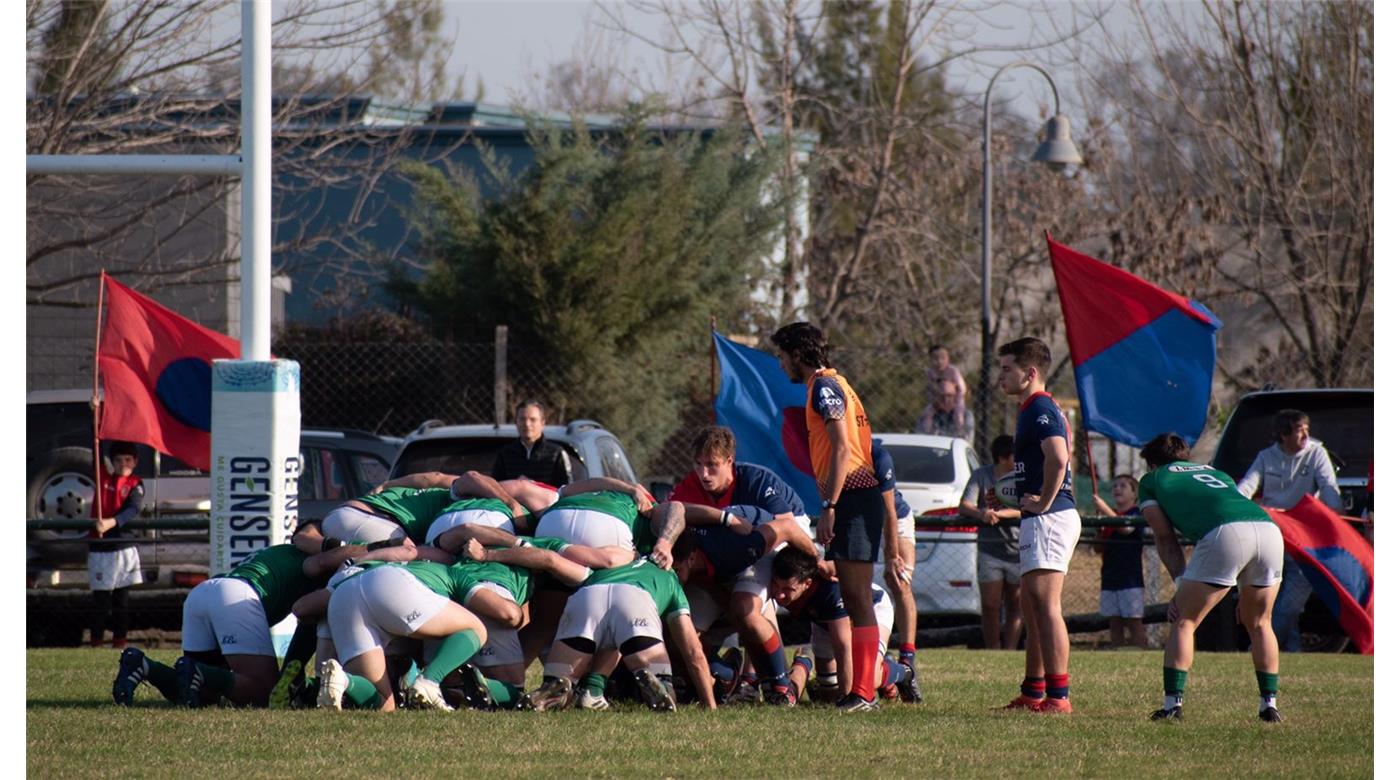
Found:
[767,547,917,704]
[1138,433,1285,723]
[523,555,717,712]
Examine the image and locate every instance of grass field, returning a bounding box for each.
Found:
[28,648,1371,778]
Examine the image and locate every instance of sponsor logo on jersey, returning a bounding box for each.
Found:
[764,487,775,498]
[404,609,422,623]
[1167,464,1210,473]
[1036,414,1051,426]
[222,634,237,645]
[631,618,650,628]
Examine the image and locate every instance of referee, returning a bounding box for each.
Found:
[770,322,897,713]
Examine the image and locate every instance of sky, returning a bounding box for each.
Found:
[435,0,1140,120]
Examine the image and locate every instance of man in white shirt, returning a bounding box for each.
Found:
[1236,409,1342,652]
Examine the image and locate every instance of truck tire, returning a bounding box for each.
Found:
[27,446,97,540]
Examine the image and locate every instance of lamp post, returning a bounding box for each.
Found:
[976,62,1082,458]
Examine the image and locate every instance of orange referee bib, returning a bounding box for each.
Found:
[804,369,879,494]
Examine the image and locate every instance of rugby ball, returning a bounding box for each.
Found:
[994,472,1020,509]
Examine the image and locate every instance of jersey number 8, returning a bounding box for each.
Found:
[1192,473,1230,490]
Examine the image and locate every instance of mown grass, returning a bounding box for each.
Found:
[28,647,1371,778]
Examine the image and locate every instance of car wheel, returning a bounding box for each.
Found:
[27,446,98,540]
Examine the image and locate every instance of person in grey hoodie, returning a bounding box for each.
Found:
[1235,409,1341,652]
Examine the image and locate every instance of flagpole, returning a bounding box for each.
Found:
[709,315,718,424]
[1084,430,1100,498]
[91,270,106,524]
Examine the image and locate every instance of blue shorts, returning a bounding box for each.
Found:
[827,487,884,563]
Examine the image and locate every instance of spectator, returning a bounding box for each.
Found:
[925,344,967,414]
[1091,475,1149,649]
[89,441,145,649]
[491,400,572,488]
[1236,409,1342,653]
[914,378,976,445]
[958,434,1022,650]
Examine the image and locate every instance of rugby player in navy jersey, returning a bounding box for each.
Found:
[670,426,812,699]
[765,547,915,704]
[672,503,817,705]
[996,337,1080,714]
[870,439,921,700]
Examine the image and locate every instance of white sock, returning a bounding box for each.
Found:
[1163,693,1183,711]
[1259,693,1277,712]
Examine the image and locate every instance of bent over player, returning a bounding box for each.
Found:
[1138,433,1285,723]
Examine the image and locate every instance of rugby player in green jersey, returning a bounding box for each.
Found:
[321,470,525,544]
[319,559,493,711]
[1138,433,1286,723]
[522,550,717,712]
[111,522,399,708]
[519,489,686,664]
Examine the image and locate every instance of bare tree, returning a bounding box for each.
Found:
[1068,0,1372,392]
[26,0,466,309]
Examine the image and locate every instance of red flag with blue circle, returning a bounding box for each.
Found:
[97,275,240,471]
[712,332,823,517]
[1047,234,1221,447]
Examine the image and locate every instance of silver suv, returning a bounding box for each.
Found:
[390,419,638,484]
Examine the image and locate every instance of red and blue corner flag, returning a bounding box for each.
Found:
[1266,495,1373,655]
[712,332,822,516]
[97,275,241,472]
[1047,234,1221,446]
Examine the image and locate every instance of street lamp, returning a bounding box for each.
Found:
[976,62,1081,458]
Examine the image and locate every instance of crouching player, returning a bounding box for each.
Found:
[1138,433,1285,723]
[523,553,717,712]
[111,523,368,707]
[766,547,916,705]
[673,503,818,705]
[320,560,490,711]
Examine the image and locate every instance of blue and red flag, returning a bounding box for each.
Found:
[712,332,822,516]
[1266,495,1373,655]
[1047,234,1221,446]
[97,275,241,472]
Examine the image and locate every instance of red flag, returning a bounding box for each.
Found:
[96,277,239,471]
[1265,495,1373,655]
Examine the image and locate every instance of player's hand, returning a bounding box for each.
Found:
[649,541,673,570]
[728,516,755,536]
[93,517,117,535]
[816,559,839,581]
[982,509,1000,526]
[816,508,836,545]
[631,485,655,513]
[368,481,387,496]
[1019,493,1044,514]
[464,538,487,562]
[885,549,912,584]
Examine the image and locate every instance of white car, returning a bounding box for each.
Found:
[870,433,982,617]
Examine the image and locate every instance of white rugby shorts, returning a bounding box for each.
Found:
[535,508,635,550]
[328,565,449,662]
[181,577,274,657]
[1019,508,1081,575]
[88,548,143,591]
[555,583,671,650]
[322,505,405,544]
[1183,521,1284,589]
[425,507,514,547]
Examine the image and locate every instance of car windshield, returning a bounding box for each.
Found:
[393,437,586,480]
[883,444,957,485]
[1213,392,1373,480]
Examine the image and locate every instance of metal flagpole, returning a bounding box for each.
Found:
[90,270,107,524]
